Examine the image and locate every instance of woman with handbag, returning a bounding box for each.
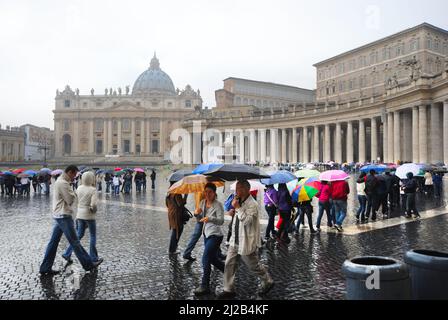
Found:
[62,171,101,264]
[263,185,278,240]
[194,183,225,295]
[166,182,187,255]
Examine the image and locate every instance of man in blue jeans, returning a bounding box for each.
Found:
[329,179,350,232]
[39,165,103,276]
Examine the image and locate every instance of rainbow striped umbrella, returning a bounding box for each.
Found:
[291,177,322,203]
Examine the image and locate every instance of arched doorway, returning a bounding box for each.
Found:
[63,134,71,155]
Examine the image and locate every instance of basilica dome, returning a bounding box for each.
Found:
[132,54,176,95]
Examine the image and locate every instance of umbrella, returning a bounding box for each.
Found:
[24,170,37,176]
[295,169,320,179]
[103,169,114,174]
[80,167,92,173]
[192,163,223,175]
[319,170,350,182]
[51,169,63,176]
[40,168,52,173]
[203,164,270,181]
[360,164,387,173]
[261,170,296,185]
[12,168,26,175]
[168,169,194,183]
[231,180,265,191]
[17,173,31,178]
[2,171,14,176]
[114,167,123,172]
[291,177,322,203]
[134,168,145,173]
[114,170,125,176]
[123,168,134,172]
[168,175,225,194]
[395,163,422,180]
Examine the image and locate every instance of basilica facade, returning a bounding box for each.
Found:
[53,54,202,162]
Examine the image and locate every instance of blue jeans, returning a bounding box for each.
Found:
[202,235,224,288]
[169,224,184,253]
[356,195,367,220]
[333,200,347,226]
[40,217,94,272]
[114,185,120,195]
[136,181,142,192]
[316,201,332,228]
[63,219,98,262]
[183,222,203,258]
[329,199,336,225]
[265,205,277,238]
[124,182,131,194]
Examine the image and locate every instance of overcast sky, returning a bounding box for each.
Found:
[0,0,447,130]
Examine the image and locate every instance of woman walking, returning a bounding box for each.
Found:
[263,185,278,240]
[194,183,225,295]
[356,172,367,222]
[315,180,332,231]
[277,183,293,243]
[62,171,100,263]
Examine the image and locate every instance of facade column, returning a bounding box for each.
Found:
[444,101,448,164]
[88,120,94,154]
[430,104,442,163]
[108,119,113,154]
[270,129,277,164]
[313,126,319,162]
[292,128,297,163]
[419,105,427,163]
[117,119,122,155]
[140,119,145,154]
[359,120,366,163]
[130,119,135,154]
[160,119,165,159]
[335,122,342,163]
[371,117,378,162]
[382,116,387,163]
[260,129,267,163]
[281,128,287,163]
[303,127,309,163]
[412,107,419,163]
[387,113,394,163]
[239,130,245,164]
[103,119,108,155]
[393,111,401,163]
[73,120,79,155]
[346,121,353,163]
[250,129,256,163]
[324,124,331,162]
[54,120,61,157]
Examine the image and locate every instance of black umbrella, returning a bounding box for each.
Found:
[203,164,270,181]
[168,169,194,183]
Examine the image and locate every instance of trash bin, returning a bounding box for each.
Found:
[342,256,411,300]
[404,249,448,300]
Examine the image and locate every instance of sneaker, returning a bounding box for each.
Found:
[88,258,103,271]
[310,229,317,234]
[335,225,343,232]
[39,269,60,276]
[194,287,211,296]
[216,291,236,300]
[62,255,73,264]
[183,255,196,262]
[259,280,275,295]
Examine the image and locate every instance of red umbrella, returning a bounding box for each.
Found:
[12,168,26,174]
[114,167,123,172]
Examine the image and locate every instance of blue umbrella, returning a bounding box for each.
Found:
[192,163,223,175]
[360,164,387,174]
[24,170,37,176]
[2,171,14,176]
[39,168,52,173]
[261,170,297,185]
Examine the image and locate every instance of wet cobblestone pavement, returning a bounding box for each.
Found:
[1,173,448,300]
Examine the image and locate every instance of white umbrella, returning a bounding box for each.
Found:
[230,180,265,192]
[395,163,422,180]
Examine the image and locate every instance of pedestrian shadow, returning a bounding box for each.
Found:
[39,275,60,300]
[73,270,99,300]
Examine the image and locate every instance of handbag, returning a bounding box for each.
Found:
[182,207,193,224]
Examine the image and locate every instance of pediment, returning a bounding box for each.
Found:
[106,101,146,111]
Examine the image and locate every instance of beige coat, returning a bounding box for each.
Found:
[229,196,262,256]
[52,173,77,218]
[76,171,98,220]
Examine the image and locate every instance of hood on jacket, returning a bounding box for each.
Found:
[81,171,95,187]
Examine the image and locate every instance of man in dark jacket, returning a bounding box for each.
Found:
[365,170,379,221]
[376,175,389,217]
[403,172,420,219]
[150,170,156,190]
